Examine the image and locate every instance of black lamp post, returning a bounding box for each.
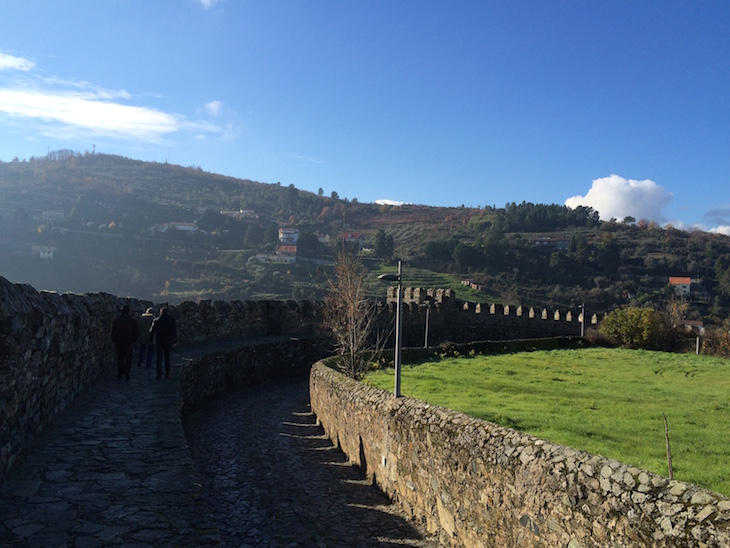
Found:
[421,296,435,348]
[378,260,403,397]
[578,303,585,337]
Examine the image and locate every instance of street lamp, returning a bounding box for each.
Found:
[378,260,403,397]
[421,296,435,348]
[578,303,585,338]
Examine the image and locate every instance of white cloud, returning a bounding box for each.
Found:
[375,199,405,206]
[709,226,730,236]
[198,0,222,9]
[0,52,35,72]
[0,54,224,143]
[204,100,222,116]
[0,88,182,141]
[565,174,672,222]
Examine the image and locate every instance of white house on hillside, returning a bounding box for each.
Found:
[279,228,299,244]
[669,276,691,297]
[151,222,199,233]
[276,244,297,263]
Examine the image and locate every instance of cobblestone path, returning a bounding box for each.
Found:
[185,377,440,547]
[0,341,440,547]
[0,357,218,547]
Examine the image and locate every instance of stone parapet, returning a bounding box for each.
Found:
[178,337,330,413]
[309,362,730,547]
[0,275,323,480]
[0,272,600,482]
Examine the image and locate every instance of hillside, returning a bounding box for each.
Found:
[1,151,730,329]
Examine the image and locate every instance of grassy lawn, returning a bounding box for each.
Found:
[365,348,730,496]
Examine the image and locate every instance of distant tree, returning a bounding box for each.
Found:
[323,247,383,379]
[597,234,620,274]
[453,242,485,269]
[318,187,324,196]
[296,231,320,254]
[330,191,339,200]
[714,254,730,297]
[424,238,459,262]
[549,251,570,274]
[264,223,279,246]
[623,216,636,224]
[285,184,298,207]
[197,208,226,232]
[318,205,333,221]
[483,228,506,264]
[600,306,664,349]
[569,234,591,265]
[373,229,395,259]
[243,224,264,248]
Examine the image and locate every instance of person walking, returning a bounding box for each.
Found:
[150,306,177,379]
[111,304,139,381]
[137,307,156,369]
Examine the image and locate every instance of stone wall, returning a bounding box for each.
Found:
[0,272,600,482]
[0,278,134,479]
[0,275,323,480]
[178,336,331,413]
[309,362,730,548]
[379,287,601,346]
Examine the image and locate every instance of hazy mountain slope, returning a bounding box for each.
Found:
[1,152,729,328]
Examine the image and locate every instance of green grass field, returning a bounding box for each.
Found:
[365,348,730,495]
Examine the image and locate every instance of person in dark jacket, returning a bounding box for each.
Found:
[150,306,177,380]
[137,307,156,368]
[111,305,139,381]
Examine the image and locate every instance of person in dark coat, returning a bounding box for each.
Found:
[150,306,177,380]
[111,304,139,381]
[137,307,156,368]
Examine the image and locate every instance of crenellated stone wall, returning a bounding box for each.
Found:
[4,270,728,546]
[380,287,601,346]
[309,362,730,548]
[0,276,323,480]
[0,273,599,482]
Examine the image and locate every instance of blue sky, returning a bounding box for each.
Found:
[1,1,728,233]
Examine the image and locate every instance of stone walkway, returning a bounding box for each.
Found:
[0,344,439,547]
[186,378,440,548]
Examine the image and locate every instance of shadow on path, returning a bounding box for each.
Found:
[186,377,440,547]
[0,361,218,546]
[0,339,439,547]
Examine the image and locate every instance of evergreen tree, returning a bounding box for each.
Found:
[373,229,395,259]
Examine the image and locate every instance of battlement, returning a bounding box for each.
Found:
[0,275,599,479]
[382,286,601,346]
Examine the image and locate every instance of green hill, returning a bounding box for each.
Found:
[1,151,730,329]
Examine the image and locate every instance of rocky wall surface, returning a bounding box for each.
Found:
[0,275,323,480]
[0,272,600,482]
[309,362,730,548]
[173,298,323,343]
[379,288,600,346]
[0,277,140,479]
[178,336,330,413]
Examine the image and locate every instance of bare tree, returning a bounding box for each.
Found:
[324,247,384,379]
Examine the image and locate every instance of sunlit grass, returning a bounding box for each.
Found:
[365,348,730,495]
